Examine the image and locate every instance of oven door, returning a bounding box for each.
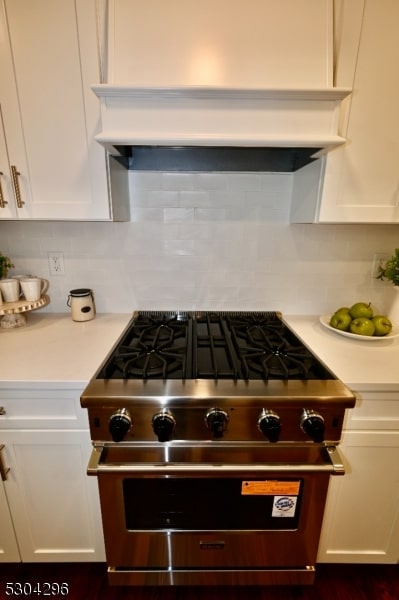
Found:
[88,442,344,586]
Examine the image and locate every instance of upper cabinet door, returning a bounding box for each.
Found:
[0,108,18,219]
[0,0,116,220]
[107,0,334,88]
[306,0,399,223]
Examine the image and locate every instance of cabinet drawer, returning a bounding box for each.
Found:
[344,392,399,430]
[0,388,88,429]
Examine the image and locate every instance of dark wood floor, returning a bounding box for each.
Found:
[1,563,399,600]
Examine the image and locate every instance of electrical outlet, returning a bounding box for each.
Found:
[371,252,389,279]
[48,251,65,276]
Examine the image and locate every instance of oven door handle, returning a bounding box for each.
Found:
[87,444,345,475]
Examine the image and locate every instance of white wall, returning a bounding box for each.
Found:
[0,170,398,316]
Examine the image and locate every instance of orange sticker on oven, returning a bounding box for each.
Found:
[241,481,300,496]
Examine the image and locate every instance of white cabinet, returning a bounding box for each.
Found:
[0,111,17,216]
[0,460,20,561]
[107,0,334,88]
[318,391,399,563]
[0,388,105,562]
[0,0,127,221]
[292,0,399,223]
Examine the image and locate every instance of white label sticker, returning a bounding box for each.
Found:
[272,496,297,518]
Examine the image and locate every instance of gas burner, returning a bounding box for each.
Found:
[114,345,185,379]
[240,348,313,379]
[102,314,190,379]
[227,315,315,379]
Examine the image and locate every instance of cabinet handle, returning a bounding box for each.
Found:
[0,444,10,481]
[11,165,24,208]
[0,172,6,208]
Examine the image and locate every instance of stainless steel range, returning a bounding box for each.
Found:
[81,311,355,587]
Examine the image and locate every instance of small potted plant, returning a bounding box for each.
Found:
[377,248,399,325]
[0,252,14,279]
[377,248,399,285]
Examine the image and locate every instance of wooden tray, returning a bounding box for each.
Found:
[0,294,50,315]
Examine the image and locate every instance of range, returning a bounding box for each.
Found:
[81,311,355,586]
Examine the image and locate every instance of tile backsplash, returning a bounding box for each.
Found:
[1,171,398,316]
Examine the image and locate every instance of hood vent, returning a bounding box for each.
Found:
[112,146,321,173]
[95,0,352,173]
[92,85,351,172]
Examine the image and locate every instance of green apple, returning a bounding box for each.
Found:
[349,302,373,320]
[330,311,352,331]
[349,317,375,336]
[371,315,392,336]
[335,307,350,314]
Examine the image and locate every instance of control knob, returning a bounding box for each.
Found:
[152,409,176,442]
[258,409,281,442]
[109,408,132,442]
[300,409,325,443]
[205,408,229,438]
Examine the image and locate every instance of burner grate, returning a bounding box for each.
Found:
[98,311,334,382]
[227,314,314,380]
[101,314,190,379]
[193,314,240,379]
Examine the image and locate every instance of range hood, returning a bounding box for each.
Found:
[93,0,351,172]
[93,85,351,172]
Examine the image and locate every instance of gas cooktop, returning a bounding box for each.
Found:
[97,311,334,382]
[81,311,356,443]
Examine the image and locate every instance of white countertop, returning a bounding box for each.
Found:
[284,315,399,392]
[0,312,132,387]
[1,312,398,392]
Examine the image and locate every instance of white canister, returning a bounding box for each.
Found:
[67,288,95,322]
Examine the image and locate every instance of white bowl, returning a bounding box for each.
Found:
[319,315,399,341]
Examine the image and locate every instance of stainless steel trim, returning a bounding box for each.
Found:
[87,444,103,474]
[87,442,344,475]
[81,377,357,408]
[107,565,316,586]
[325,445,345,475]
[0,444,10,481]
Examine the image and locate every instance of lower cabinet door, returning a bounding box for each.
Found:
[318,430,399,563]
[0,476,20,562]
[1,430,105,562]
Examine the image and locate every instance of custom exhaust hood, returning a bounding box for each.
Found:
[92,86,351,172]
[93,0,351,172]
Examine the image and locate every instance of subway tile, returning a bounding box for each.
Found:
[2,174,397,316]
[163,240,196,256]
[193,173,227,190]
[162,173,196,191]
[131,189,180,208]
[226,173,262,191]
[194,208,228,221]
[130,207,165,221]
[129,172,163,190]
[178,191,210,207]
[164,208,195,222]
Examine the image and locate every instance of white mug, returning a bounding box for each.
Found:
[12,274,33,281]
[20,277,49,302]
[0,278,21,303]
